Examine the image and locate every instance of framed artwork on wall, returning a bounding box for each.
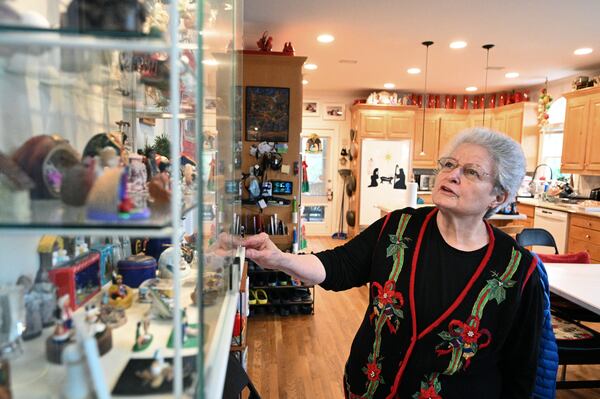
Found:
[323,103,346,121]
[302,100,320,117]
[245,86,290,142]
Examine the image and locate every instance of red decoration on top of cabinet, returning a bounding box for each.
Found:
[488,94,495,108]
[462,96,469,109]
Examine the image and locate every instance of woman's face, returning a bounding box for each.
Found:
[432,143,505,218]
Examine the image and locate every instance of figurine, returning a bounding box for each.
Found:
[46,294,74,364]
[85,303,112,356]
[180,308,198,344]
[53,294,73,342]
[132,317,153,352]
[282,41,295,55]
[136,349,173,389]
[108,274,134,309]
[256,31,273,51]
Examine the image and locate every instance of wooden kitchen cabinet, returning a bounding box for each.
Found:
[514,202,535,228]
[356,106,416,139]
[413,112,441,168]
[438,114,470,154]
[568,213,600,262]
[561,86,600,175]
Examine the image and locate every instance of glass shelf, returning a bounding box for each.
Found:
[0,26,198,52]
[0,198,197,237]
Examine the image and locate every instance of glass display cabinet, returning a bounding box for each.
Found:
[0,0,242,397]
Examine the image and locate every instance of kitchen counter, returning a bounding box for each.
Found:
[517,197,600,219]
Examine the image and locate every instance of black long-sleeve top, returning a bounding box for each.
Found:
[315,207,543,399]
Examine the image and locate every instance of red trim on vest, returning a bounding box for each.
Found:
[386,208,437,399]
[378,211,393,242]
[521,256,538,295]
[386,211,497,399]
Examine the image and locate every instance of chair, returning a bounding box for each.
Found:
[222,353,261,399]
[553,314,600,389]
[515,228,559,254]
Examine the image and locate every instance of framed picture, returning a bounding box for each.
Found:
[302,100,320,117]
[323,103,346,121]
[204,97,217,113]
[245,86,290,142]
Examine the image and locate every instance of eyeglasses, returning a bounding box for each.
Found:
[436,157,492,182]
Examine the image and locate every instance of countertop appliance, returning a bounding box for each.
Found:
[533,207,569,254]
[418,174,435,191]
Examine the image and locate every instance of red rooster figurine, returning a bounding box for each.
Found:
[257,31,273,52]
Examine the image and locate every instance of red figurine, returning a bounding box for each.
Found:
[257,31,273,52]
[282,42,295,55]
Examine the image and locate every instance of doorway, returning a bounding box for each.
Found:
[301,128,338,235]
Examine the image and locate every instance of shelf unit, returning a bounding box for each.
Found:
[0,1,242,398]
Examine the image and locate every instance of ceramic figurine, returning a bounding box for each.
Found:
[256,31,273,51]
[84,304,112,356]
[132,317,153,352]
[282,41,295,55]
[46,294,74,364]
[108,274,134,309]
[18,275,43,341]
[135,349,173,389]
[53,294,73,342]
[180,308,198,344]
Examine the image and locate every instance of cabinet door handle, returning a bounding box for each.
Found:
[586,234,591,239]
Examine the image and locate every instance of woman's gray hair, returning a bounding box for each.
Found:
[440,127,526,219]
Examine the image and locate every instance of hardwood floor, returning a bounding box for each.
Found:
[245,236,600,399]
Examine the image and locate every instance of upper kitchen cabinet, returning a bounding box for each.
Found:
[562,86,600,174]
[437,112,470,155]
[470,103,538,171]
[353,105,416,139]
[413,111,441,169]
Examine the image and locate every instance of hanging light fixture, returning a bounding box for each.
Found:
[419,41,434,156]
[481,44,495,126]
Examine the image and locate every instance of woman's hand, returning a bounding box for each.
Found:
[243,233,285,270]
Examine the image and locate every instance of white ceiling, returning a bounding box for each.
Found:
[243,0,600,94]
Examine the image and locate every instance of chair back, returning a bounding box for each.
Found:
[516,228,559,254]
[537,251,591,264]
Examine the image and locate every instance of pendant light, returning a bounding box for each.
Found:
[419,41,434,156]
[481,44,494,126]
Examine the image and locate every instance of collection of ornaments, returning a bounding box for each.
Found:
[365,91,529,109]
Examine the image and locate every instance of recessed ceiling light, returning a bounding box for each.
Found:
[465,86,478,92]
[384,83,395,89]
[505,72,519,79]
[202,59,218,66]
[407,67,421,74]
[449,41,467,49]
[317,34,335,43]
[304,63,318,70]
[302,79,309,85]
[574,47,593,55]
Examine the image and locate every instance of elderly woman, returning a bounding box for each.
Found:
[244,128,543,398]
